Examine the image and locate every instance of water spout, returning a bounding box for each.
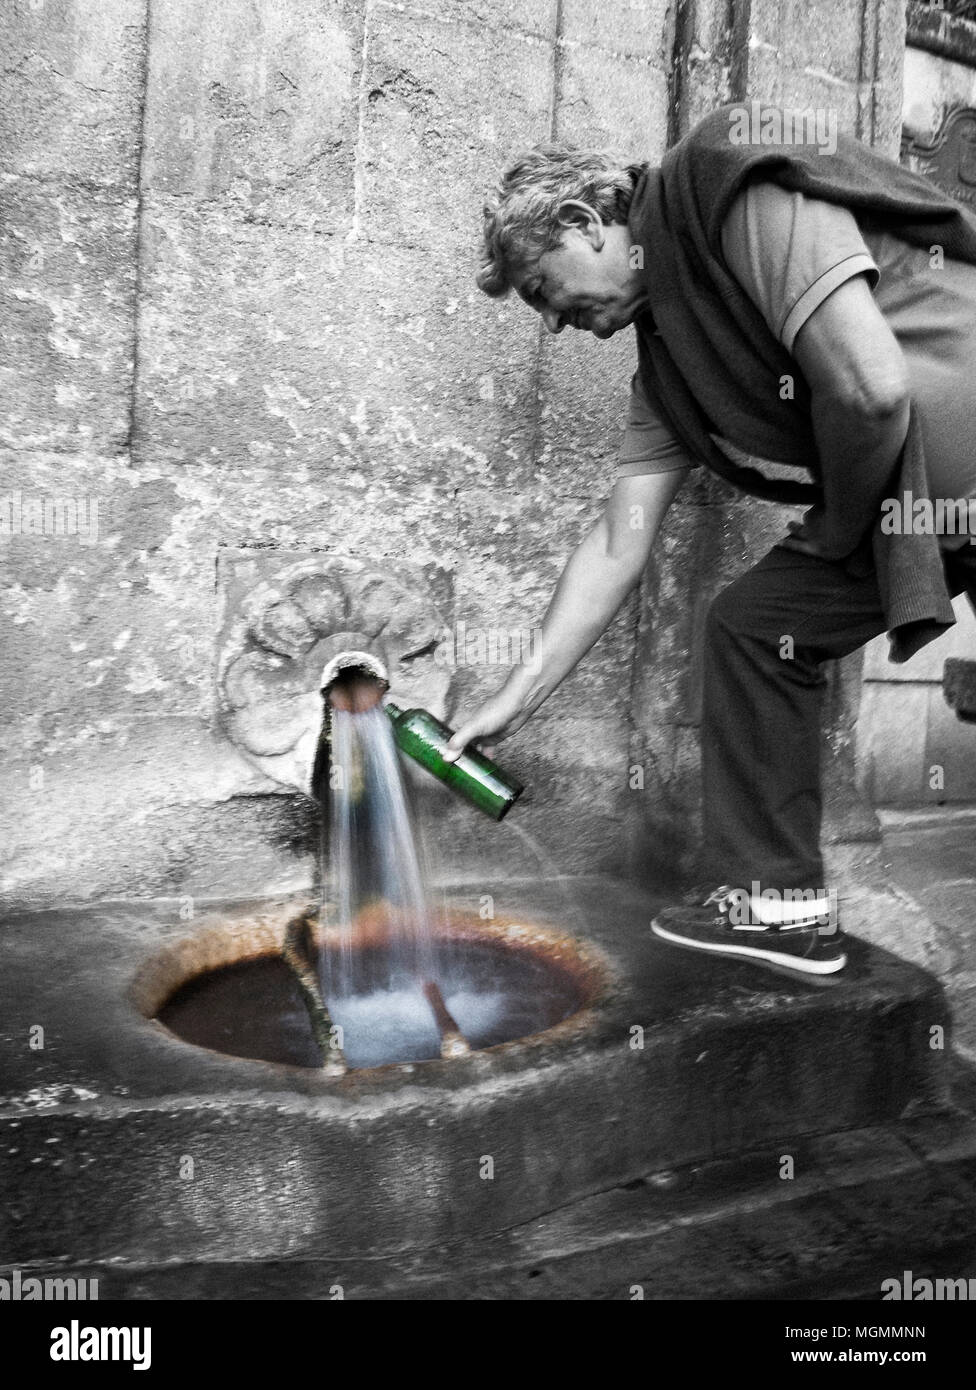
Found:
[320,650,389,709]
[311,649,389,802]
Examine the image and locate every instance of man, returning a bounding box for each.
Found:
[443,103,976,977]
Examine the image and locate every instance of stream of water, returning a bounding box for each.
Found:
[317,704,505,1061]
[321,705,437,994]
[157,700,586,1069]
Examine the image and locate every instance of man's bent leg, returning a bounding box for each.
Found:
[655,541,966,975]
[700,544,890,894]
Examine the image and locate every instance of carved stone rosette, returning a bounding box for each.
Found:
[218,556,452,794]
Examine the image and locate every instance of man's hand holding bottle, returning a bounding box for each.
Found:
[442,685,535,765]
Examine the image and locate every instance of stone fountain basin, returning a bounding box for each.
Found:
[140,908,609,1071]
[0,878,949,1269]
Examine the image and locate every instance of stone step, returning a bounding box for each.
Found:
[9,1081,975,1299]
[0,880,953,1270]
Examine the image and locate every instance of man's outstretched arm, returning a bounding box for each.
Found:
[444,466,686,758]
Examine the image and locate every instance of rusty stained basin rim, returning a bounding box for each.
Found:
[129,895,617,1079]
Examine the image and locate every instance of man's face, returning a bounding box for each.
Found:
[511,212,646,339]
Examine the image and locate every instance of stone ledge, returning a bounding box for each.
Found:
[7,1079,976,1299]
[0,877,951,1267]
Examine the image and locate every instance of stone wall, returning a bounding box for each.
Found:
[0,0,916,911]
[0,0,673,907]
[856,11,976,810]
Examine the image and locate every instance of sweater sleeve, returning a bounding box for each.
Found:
[720,179,879,353]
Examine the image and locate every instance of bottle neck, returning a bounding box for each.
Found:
[383,701,402,719]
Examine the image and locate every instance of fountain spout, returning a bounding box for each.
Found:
[311,649,390,802]
[320,650,389,713]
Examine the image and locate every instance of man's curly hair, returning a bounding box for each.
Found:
[478,143,643,297]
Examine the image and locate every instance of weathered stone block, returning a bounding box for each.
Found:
[0,721,311,909]
[520,713,634,848]
[141,0,364,232]
[0,181,136,453]
[360,9,553,250]
[555,46,669,153]
[681,59,735,135]
[0,0,145,188]
[869,0,909,156]
[748,0,866,86]
[399,0,557,41]
[944,657,976,726]
[856,683,931,805]
[452,483,639,723]
[0,451,214,742]
[827,839,946,974]
[419,713,635,880]
[164,466,462,598]
[560,0,671,58]
[743,48,863,132]
[904,44,976,144]
[925,685,976,797]
[671,0,740,135]
[855,626,976,810]
[631,495,720,735]
[137,206,540,487]
[334,242,541,493]
[535,326,635,498]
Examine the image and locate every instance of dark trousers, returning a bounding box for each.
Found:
[701,542,976,891]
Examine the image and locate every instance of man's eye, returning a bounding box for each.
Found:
[517,280,545,312]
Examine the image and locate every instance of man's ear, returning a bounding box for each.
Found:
[554,200,605,248]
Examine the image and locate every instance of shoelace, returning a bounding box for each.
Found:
[702,885,739,916]
[684,883,788,927]
[700,884,837,935]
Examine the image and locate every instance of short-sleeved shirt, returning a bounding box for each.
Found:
[618,179,976,544]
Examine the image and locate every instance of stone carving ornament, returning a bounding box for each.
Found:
[218,557,451,793]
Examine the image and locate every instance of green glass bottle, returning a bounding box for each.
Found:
[384,702,524,821]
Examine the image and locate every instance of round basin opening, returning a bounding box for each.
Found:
[134,906,610,1072]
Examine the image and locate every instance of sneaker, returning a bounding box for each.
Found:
[651,886,847,975]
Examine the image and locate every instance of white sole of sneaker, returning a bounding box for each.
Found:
[650,921,847,975]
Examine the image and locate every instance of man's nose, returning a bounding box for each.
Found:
[541,306,564,334]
